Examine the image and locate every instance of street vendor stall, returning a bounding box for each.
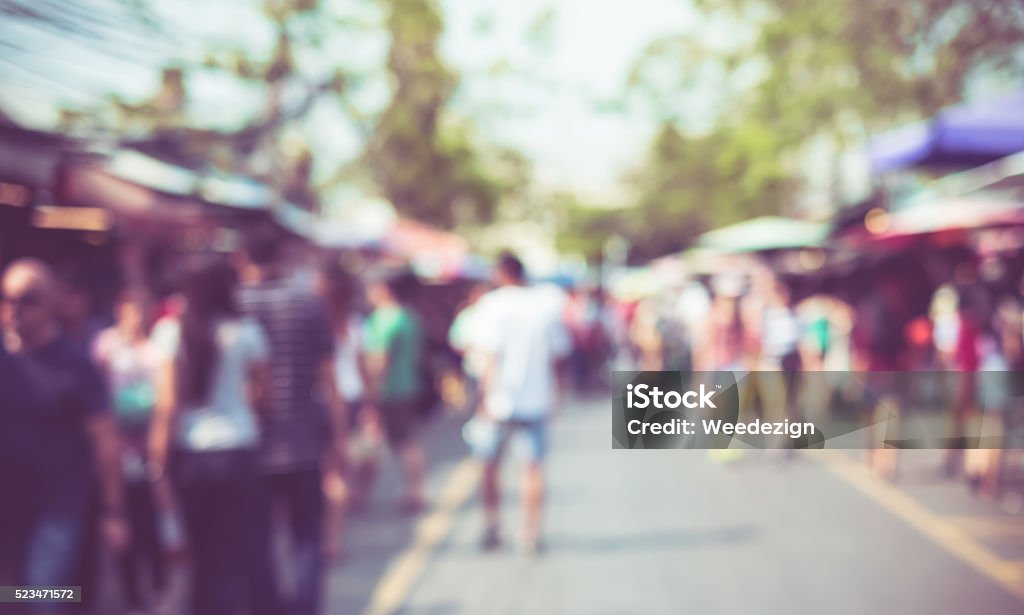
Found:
[694,216,833,297]
[696,216,829,254]
[0,123,77,269]
[870,90,1024,173]
[385,217,472,281]
[869,90,1024,211]
[59,148,276,293]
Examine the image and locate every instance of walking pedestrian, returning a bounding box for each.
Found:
[237,227,346,615]
[58,269,112,612]
[853,275,910,479]
[148,256,270,615]
[0,259,128,613]
[363,268,427,513]
[449,281,490,414]
[92,288,168,614]
[754,279,805,444]
[697,275,746,372]
[473,252,571,554]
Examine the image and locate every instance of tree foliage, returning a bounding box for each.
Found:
[726,0,1024,141]
[596,0,1024,262]
[627,121,797,261]
[553,193,625,264]
[635,0,1024,142]
[366,0,508,228]
[558,121,799,263]
[4,0,517,227]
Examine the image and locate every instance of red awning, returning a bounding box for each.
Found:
[384,218,470,279]
[843,197,1024,249]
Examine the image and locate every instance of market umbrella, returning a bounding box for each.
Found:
[697,216,829,253]
[870,90,1024,173]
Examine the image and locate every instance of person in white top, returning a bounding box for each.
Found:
[448,281,490,411]
[472,252,571,554]
[751,279,805,446]
[148,257,271,615]
[92,287,168,614]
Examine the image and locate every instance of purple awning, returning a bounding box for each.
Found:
[870,91,1024,174]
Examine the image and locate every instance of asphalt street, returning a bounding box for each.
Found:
[331,397,1024,615]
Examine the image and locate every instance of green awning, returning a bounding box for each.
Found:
[697,216,828,253]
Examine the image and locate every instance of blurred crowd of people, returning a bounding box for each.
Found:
[616,260,1024,487]
[4,217,1024,614]
[0,226,427,615]
[0,223,589,614]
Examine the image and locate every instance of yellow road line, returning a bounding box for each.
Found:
[815,450,1024,602]
[362,459,482,615]
[949,516,1024,540]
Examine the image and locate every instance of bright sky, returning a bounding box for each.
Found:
[441,0,698,199]
[0,0,700,200]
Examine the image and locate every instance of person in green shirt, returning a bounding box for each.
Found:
[364,269,426,513]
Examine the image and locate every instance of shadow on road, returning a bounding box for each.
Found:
[393,601,462,615]
[540,524,760,553]
[430,524,760,560]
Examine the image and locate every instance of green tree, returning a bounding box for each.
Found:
[4,0,520,225]
[632,0,1024,145]
[366,0,507,228]
[553,193,626,264]
[611,0,1024,261]
[618,121,797,262]
[29,0,357,212]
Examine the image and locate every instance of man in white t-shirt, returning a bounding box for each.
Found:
[473,252,570,554]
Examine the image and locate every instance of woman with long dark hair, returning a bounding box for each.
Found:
[148,256,270,615]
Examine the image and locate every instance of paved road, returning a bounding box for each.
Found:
[331,397,1024,615]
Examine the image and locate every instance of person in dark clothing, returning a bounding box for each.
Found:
[237,226,347,615]
[57,270,112,612]
[0,259,128,614]
[853,276,910,480]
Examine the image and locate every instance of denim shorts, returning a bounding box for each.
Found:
[487,418,549,464]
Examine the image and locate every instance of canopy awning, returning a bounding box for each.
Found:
[697,216,829,253]
[313,222,382,250]
[0,123,76,190]
[106,149,272,210]
[876,197,1024,239]
[272,201,316,239]
[840,197,1024,250]
[608,267,662,300]
[385,218,470,280]
[61,162,208,228]
[901,150,1024,207]
[870,90,1024,173]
